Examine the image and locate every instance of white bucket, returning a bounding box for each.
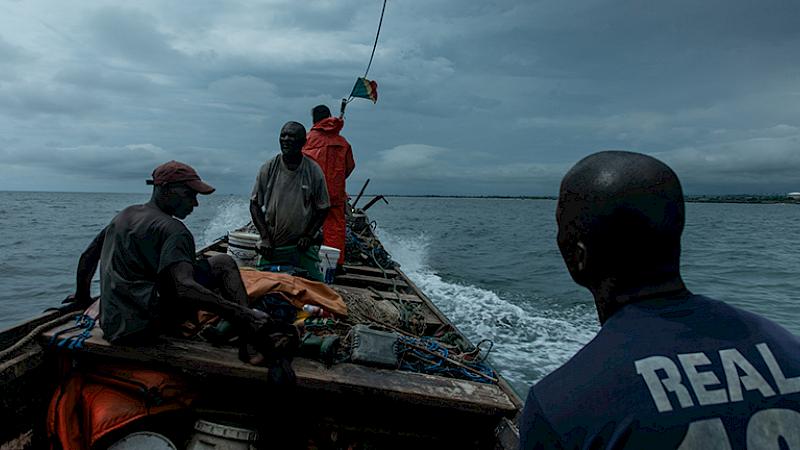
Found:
[318,245,341,284]
[227,231,261,267]
[187,420,257,450]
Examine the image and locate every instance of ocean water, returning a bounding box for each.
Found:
[1,191,799,396]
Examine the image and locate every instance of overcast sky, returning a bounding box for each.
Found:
[0,0,798,195]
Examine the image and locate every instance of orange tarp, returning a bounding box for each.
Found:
[240,269,348,317]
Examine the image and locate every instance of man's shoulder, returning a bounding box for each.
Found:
[117,204,188,235]
[263,154,282,168]
[256,154,282,177]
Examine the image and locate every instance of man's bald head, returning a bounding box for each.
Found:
[557,151,685,289]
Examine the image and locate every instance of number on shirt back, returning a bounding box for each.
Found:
[678,408,800,449]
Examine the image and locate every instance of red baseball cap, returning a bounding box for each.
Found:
[146,160,215,194]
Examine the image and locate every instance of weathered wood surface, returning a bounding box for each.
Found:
[0,349,43,384]
[333,285,422,303]
[341,264,399,278]
[0,307,77,350]
[333,273,409,290]
[40,324,516,416]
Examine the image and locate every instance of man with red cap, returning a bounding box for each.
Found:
[301,105,355,268]
[69,161,271,347]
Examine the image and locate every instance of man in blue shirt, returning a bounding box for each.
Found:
[520,151,800,449]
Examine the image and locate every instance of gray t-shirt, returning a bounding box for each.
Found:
[251,154,330,247]
[98,203,196,342]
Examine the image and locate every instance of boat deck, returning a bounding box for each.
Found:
[38,261,519,417]
[40,322,516,416]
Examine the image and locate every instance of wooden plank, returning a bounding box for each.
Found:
[494,417,520,450]
[342,264,399,277]
[334,273,409,290]
[0,349,43,384]
[333,285,422,304]
[0,308,79,349]
[40,325,516,416]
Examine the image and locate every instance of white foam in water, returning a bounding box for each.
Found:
[198,202,599,391]
[200,199,251,247]
[377,230,599,391]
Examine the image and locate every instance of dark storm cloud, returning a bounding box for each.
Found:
[84,7,190,70]
[0,0,798,194]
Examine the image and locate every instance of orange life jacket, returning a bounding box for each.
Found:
[47,362,194,450]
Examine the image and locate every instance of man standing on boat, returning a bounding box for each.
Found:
[302,105,355,270]
[250,121,330,281]
[70,161,276,347]
[520,151,800,449]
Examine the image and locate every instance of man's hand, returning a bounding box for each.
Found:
[255,238,274,259]
[297,235,312,252]
[63,292,93,307]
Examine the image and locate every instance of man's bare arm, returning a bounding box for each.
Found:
[71,227,106,306]
[167,261,263,335]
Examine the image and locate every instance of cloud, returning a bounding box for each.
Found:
[358,143,568,195]
[0,0,798,195]
[84,7,189,71]
[657,133,800,193]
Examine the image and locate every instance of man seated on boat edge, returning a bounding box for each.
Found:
[68,161,298,370]
[519,151,800,449]
[249,121,331,281]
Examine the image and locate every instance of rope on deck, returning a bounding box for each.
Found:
[0,312,76,362]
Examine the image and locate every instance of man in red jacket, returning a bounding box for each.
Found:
[302,105,355,267]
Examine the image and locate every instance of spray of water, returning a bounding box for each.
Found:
[377,230,599,392]
[200,199,251,246]
[199,202,599,393]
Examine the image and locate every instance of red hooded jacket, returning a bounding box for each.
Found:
[302,117,355,206]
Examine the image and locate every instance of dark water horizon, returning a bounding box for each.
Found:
[1,191,798,395]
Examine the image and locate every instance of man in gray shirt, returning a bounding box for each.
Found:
[250,121,330,279]
[70,161,274,346]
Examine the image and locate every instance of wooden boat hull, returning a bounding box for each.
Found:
[0,222,521,449]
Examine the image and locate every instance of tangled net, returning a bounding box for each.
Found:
[336,288,426,337]
[345,227,398,269]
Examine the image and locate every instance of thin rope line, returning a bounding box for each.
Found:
[363,0,388,78]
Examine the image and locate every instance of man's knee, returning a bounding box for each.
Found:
[207,254,239,276]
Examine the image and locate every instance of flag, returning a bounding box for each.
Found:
[350,77,378,103]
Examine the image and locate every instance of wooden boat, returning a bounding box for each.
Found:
[0,211,522,449]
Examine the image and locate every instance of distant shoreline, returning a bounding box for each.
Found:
[385,194,800,204]
[2,191,798,204]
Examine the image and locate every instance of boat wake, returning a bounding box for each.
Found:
[199,202,599,394]
[376,230,599,394]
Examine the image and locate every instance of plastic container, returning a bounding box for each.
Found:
[318,245,341,284]
[227,232,261,267]
[303,304,333,318]
[107,431,177,450]
[186,419,258,450]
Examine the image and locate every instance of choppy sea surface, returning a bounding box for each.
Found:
[1,191,799,395]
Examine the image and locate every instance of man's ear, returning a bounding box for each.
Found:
[576,241,587,273]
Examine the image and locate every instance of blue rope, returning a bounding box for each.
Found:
[396,336,497,384]
[49,314,96,350]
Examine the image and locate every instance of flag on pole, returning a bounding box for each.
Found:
[350,77,378,103]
